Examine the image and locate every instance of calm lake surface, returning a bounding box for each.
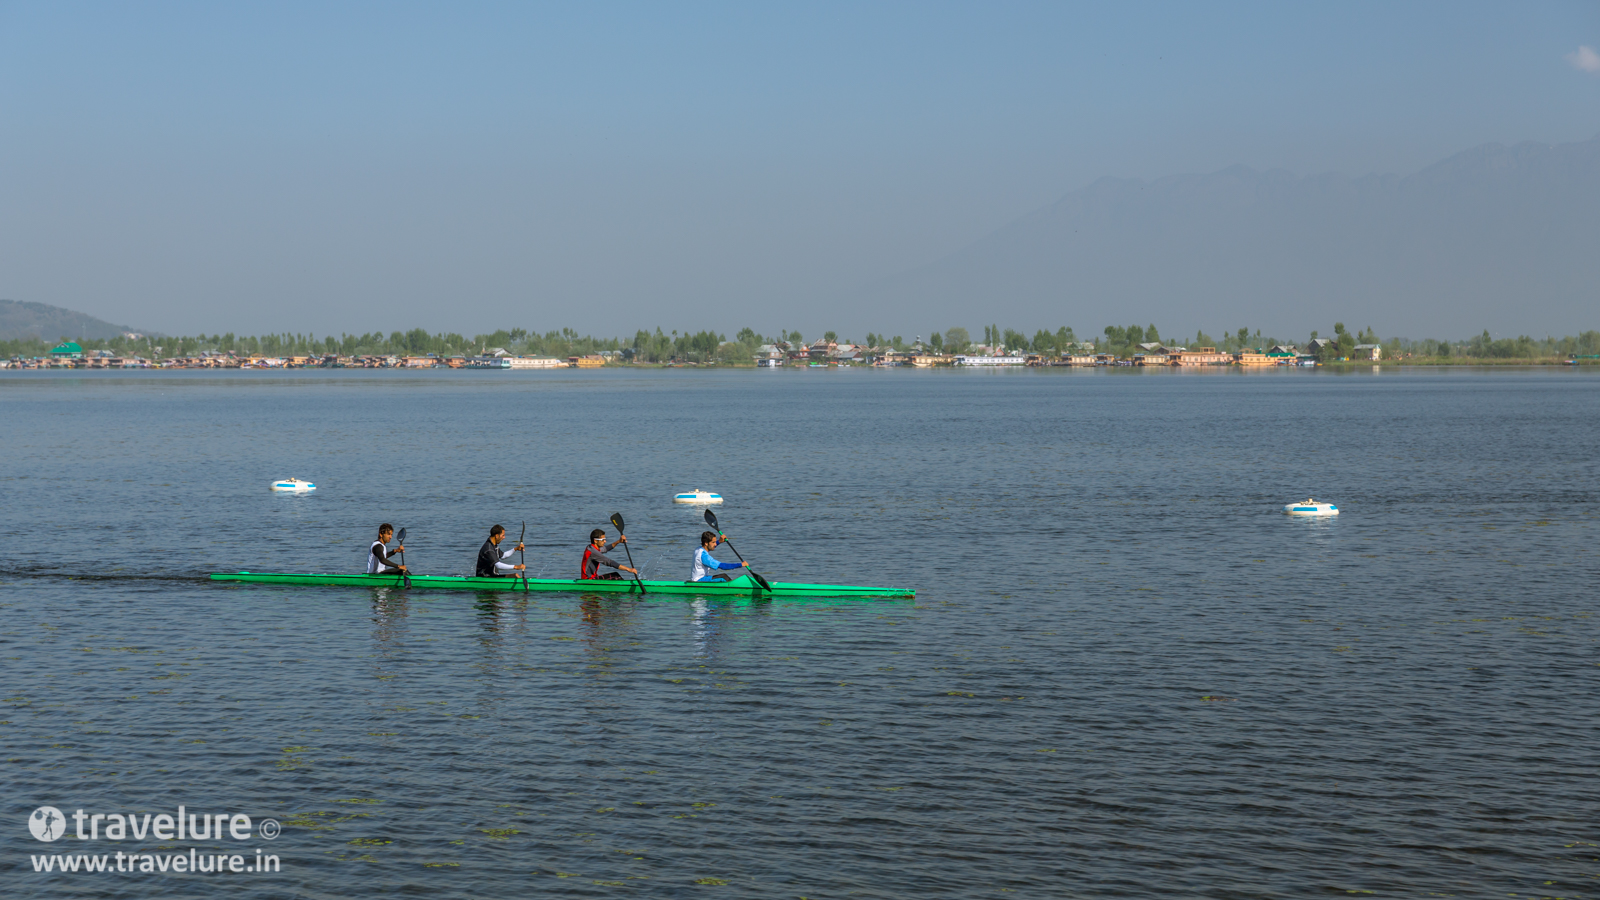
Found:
[2,367,1597,899]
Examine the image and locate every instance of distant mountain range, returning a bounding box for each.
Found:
[855,135,1600,338]
[0,299,151,342]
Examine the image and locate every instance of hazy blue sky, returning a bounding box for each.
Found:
[2,1,1597,339]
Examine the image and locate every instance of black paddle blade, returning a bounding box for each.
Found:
[703,509,719,530]
[749,570,772,592]
[396,527,406,543]
[610,512,625,532]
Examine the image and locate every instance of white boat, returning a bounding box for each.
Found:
[757,358,784,368]
[507,356,566,369]
[1283,498,1337,516]
[673,489,723,505]
[270,478,316,493]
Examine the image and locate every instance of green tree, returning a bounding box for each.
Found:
[944,327,970,353]
[929,332,944,351]
[824,330,837,342]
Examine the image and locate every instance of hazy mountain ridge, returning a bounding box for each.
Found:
[857,135,1600,337]
[0,299,148,341]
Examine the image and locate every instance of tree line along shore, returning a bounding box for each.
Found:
[3,323,1598,368]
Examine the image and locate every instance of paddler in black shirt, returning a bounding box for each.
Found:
[476,525,525,577]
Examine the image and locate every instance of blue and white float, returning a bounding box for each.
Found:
[673,489,722,505]
[1283,498,1337,516]
[270,478,316,493]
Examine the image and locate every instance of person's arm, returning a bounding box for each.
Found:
[698,548,743,571]
[494,544,524,572]
[374,544,405,571]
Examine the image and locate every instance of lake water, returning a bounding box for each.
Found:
[2,367,1597,899]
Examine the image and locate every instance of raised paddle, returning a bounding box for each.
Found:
[395,527,411,588]
[518,521,527,592]
[702,509,772,593]
[609,512,646,594]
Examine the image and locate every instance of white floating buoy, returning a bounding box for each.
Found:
[1283,498,1337,516]
[270,478,316,493]
[673,489,722,505]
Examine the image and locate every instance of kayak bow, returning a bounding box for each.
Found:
[208,571,912,599]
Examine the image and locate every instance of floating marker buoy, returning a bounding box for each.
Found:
[1283,498,1337,516]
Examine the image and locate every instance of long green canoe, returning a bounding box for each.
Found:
[208,571,912,599]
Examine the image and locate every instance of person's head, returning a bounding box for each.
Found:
[590,528,607,545]
[489,524,504,544]
[379,523,394,540]
[701,530,718,549]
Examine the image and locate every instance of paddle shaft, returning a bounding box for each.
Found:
[703,510,770,591]
[519,522,527,592]
[713,533,771,592]
[396,528,410,588]
[609,513,646,595]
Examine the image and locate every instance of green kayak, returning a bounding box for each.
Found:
[208,571,913,599]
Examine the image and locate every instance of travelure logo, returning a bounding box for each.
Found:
[24,804,284,877]
[22,806,277,842]
[30,807,67,842]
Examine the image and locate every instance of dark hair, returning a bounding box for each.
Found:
[379,523,393,535]
[701,531,718,545]
[490,525,504,538]
[590,528,606,541]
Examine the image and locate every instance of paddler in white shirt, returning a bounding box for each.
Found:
[368,524,408,575]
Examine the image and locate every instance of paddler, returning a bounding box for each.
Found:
[581,528,639,580]
[692,530,750,582]
[476,525,525,577]
[368,524,408,575]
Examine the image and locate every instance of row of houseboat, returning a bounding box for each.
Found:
[2,343,611,370]
[758,345,1367,368]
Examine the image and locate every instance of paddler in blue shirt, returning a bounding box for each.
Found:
[691,531,749,582]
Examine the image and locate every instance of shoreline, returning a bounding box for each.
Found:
[3,359,1596,372]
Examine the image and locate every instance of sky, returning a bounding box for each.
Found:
[1,1,1598,339]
